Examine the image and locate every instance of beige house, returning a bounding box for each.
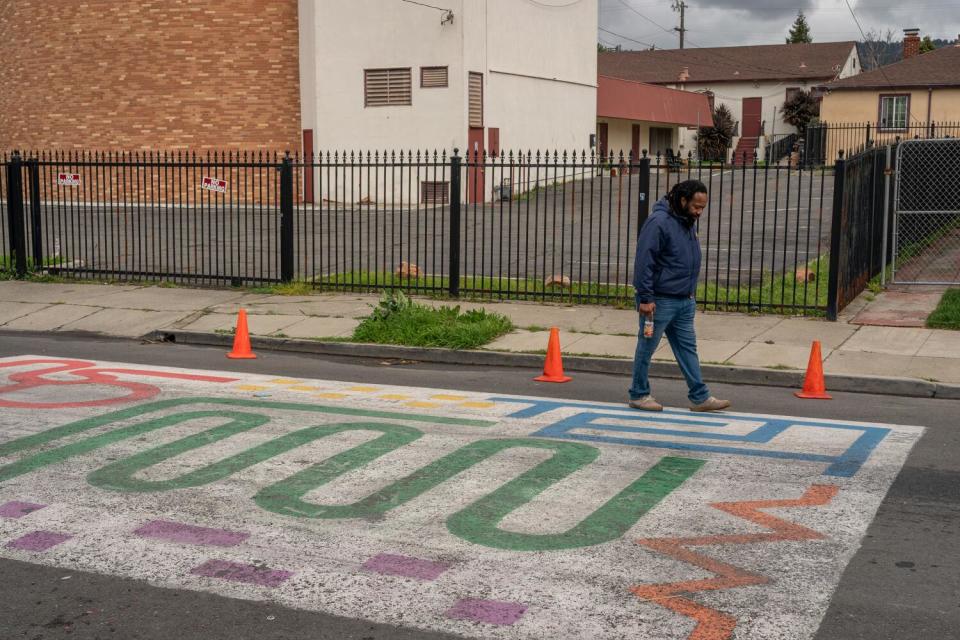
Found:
[599,42,860,163]
[819,34,960,159]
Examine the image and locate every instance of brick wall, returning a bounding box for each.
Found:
[0,0,301,152]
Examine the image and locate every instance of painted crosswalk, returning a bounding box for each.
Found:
[0,356,923,639]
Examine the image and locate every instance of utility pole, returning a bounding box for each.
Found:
[672,0,686,49]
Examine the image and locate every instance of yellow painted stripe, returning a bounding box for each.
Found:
[431,394,468,401]
[459,401,496,409]
[314,393,347,399]
[404,401,440,408]
[347,386,381,392]
[235,384,270,392]
[267,378,301,385]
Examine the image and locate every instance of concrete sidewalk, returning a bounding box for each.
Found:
[1,280,959,386]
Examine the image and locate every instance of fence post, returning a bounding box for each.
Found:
[5,152,28,278]
[826,151,845,321]
[448,149,462,298]
[27,157,43,269]
[637,149,651,231]
[880,145,893,287]
[865,122,871,150]
[279,152,294,283]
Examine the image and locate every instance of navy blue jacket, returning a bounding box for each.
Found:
[633,197,701,305]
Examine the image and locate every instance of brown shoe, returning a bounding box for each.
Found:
[690,396,731,412]
[629,395,663,411]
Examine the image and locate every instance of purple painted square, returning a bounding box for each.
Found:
[134,520,249,547]
[0,501,47,519]
[446,598,527,626]
[190,559,293,588]
[361,553,451,581]
[5,530,72,552]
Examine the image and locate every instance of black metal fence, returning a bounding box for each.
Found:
[803,121,960,167]
[826,147,897,318]
[3,148,838,315]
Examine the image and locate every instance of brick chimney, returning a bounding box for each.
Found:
[903,28,921,59]
[678,66,690,82]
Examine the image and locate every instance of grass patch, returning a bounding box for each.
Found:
[926,289,960,330]
[697,255,829,315]
[246,281,314,296]
[351,291,513,349]
[263,262,831,316]
[0,254,71,280]
[313,271,635,305]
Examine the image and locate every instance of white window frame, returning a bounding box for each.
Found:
[878,94,909,131]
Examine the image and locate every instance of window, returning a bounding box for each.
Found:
[785,87,802,102]
[879,95,909,130]
[468,72,483,127]
[364,68,412,107]
[420,66,448,88]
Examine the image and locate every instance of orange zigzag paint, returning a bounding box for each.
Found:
[631,484,840,640]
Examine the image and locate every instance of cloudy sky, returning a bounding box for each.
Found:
[598,0,960,50]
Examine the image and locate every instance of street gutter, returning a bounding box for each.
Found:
[150,330,960,400]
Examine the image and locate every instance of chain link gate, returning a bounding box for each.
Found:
[892,138,960,284]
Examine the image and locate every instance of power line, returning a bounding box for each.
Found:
[615,0,676,37]
[399,0,451,12]
[598,26,657,49]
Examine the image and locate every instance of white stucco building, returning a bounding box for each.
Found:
[599,42,860,163]
[299,0,598,169]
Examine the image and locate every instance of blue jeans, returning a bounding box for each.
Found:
[629,296,710,404]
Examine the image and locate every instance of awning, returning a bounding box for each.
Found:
[597,75,713,127]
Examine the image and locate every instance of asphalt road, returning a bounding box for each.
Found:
[0,331,955,640]
[8,167,832,291]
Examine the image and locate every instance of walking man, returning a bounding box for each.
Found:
[629,179,730,412]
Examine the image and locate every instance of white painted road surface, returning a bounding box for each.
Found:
[0,356,922,639]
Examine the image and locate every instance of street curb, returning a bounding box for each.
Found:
[149,329,960,400]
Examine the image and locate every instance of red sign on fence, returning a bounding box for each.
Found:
[201,176,227,193]
[57,173,81,187]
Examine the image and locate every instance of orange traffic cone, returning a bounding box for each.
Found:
[226,309,257,359]
[534,327,572,383]
[795,340,830,399]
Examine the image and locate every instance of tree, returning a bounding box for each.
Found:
[786,10,812,44]
[920,35,936,54]
[696,104,735,162]
[782,89,820,135]
[860,28,896,70]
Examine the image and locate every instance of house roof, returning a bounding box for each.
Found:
[597,75,713,128]
[822,44,960,90]
[598,41,856,84]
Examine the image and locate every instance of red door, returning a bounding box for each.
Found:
[742,97,762,138]
[631,124,641,162]
[488,127,500,157]
[302,129,314,202]
[468,126,485,204]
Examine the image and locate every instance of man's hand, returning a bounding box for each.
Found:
[637,302,656,318]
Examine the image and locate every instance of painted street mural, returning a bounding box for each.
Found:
[0,356,923,639]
